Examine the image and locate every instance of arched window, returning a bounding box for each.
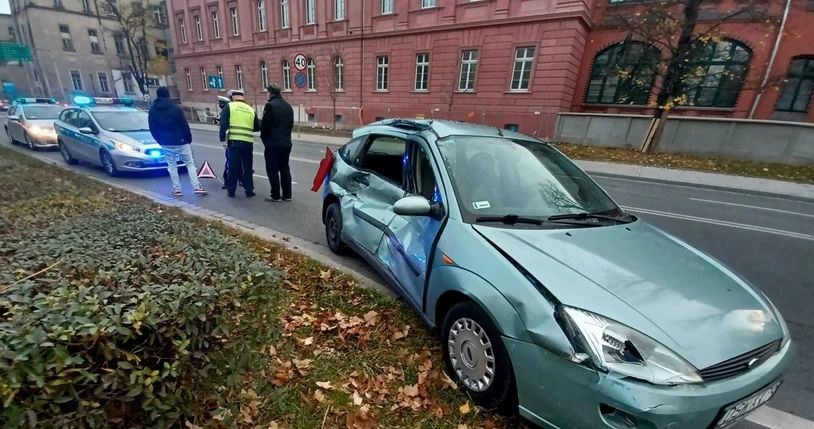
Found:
[679,39,751,108]
[282,60,291,91]
[260,61,269,89]
[585,41,659,105]
[280,0,290,28]
[307,57,316,91]
[333,57,344,91]
[257,0,267,32]
[776,56,814,113]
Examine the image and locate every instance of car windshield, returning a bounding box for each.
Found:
[436,135,622,224]
[92,110,149,132]
[22,105,64,119]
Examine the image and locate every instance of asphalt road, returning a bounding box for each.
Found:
[2,123,812,429]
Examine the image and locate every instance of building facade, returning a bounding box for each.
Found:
[168,0,814,136]
[8,0,175,102]
[1,13,36,99]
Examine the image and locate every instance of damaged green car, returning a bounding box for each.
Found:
[319,119,793,429]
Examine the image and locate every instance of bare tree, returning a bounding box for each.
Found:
[607,0,775,152]
[328,49,344,133]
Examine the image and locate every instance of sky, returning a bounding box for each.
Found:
[1,0,9,15]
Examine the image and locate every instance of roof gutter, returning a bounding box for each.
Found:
[749,0,792,119]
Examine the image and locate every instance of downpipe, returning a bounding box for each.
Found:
[749,0,792,118]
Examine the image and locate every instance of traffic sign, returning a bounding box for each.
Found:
[208,75,224,90]
[0,43,32,61]
[294,53,307,71]
[294,71,307,89]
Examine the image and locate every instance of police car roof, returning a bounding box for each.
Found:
[85,105,140,112]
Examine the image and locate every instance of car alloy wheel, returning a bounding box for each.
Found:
[100,151,118,177]
[59,141,78,165]
[324,202,347,255]
[442,301,517,412]
[25,133,37,151]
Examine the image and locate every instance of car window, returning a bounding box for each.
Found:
[411,144,439,202]
[59,109,73,123]
[92,110,149,132]
[75,111,94,129]
[338,136,366,166]
[359,135,406,185]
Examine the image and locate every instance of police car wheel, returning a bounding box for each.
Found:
[324,203,348,255]
[25,133,37,151]
[58,141,78,165]
[100,151,119,177]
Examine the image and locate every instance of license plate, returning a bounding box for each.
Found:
[715,381,781,428]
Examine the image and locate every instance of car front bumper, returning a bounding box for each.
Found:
[111,151,185,172]
[29,132,58,148]
[507,337,794,429]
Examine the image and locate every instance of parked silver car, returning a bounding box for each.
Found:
[4,98,62,150]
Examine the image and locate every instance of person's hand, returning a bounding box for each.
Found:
[222,142,227,149]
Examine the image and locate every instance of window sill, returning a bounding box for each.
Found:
[283,89,293,93]
[306,89,317,93]
[63,48,76,52]
[504,90,531,94]
[456,89,477,94]
[373,13,396,19]
[411,6,440,13]
[374,90,389,93]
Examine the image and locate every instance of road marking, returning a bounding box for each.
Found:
[191,142,320,165]
[690,198,814,219]
[623,206,814,242]
[746,406,814,429]
[253,173,298,184]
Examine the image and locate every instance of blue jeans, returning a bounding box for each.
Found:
[163,144,201,190]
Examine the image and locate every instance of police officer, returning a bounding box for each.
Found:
[216,95,231,189]
[219,89,260,198]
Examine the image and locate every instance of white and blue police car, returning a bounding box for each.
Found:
[55,96,183,176]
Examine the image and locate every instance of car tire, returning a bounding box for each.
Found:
[4,126,12,144]
[25,133,37,151]
[442,301,517,413]
[100,150,119,177]
[58,140,78,165]
[324,202,348,255]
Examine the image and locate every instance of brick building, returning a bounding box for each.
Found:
[168,0,814,136]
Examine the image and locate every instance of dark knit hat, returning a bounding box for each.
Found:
[156,86,170,98]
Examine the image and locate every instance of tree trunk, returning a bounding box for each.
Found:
[641,106,668,153]
[332,96,337,132]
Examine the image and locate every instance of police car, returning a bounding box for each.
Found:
[55,96,183,177]
[4,97,63,150]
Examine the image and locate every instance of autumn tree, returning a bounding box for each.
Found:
[607,0,774,152]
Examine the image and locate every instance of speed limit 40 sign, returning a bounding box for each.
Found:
[293,53,307,71]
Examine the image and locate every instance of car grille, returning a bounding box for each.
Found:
[698,340,781,382]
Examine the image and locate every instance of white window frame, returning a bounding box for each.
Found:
[70,69,83,91]
[421,0,436,8]
[178,18,187,43]
[381,0,393,15]
[334,57,344,91]
[88,29,100,53]
[260,61,269,89]
[307,57,316,91]
[97,72,110,93]
[211,11,221,38]
[59,25,73,50]
[81,0,90,11]
[201,67,209,90]
[334,0,345,21]
[510,46,535,92]
[230,7,240,36]
[122,72,135,93]
[280,0,290,28]
[194,15,203,41]
[376,55,389,91]
[257,0,267,32]
[282,60,291,90]
[185,68,192,91]
[235,64,244,89]
[458,50,478,92]
[415,53,430,91]
[305,0,316,25]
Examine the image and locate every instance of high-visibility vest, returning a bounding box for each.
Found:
[227,101,256,143]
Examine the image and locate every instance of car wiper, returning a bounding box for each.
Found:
[547,211,632,224]
[475,214,544,225]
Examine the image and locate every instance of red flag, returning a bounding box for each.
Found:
[311,147,335,192]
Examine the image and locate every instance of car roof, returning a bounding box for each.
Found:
[356,119,540,141]
[83,106,142,113]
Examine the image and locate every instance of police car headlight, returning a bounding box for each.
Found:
[111,139,141,153]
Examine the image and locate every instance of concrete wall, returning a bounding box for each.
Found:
[555,113,814,166]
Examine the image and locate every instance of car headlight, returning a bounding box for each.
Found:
[562,306,702,385]
[28,126,55,138]
[111,139,140,153]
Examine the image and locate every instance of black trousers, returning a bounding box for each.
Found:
[225,142,254,193]
[264,146,292,200]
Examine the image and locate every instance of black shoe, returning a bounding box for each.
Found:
[227,192,235,198]
[283,197,292,202]
[246,191,256,198]
[265,197,281,202]
[221,185,227,189]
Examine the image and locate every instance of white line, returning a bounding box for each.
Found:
[191,142,320,164]
[690,198,814,219]
[746,406,814,429]
[623,206,814,242]
[253,174,297,184]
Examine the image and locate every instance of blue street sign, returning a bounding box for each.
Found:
[208,75,224,90]
[294,71,306,89]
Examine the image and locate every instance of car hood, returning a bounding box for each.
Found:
[26,119,57,128]
[115,131,158,147]
[473,220,785,369]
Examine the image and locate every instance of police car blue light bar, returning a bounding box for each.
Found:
[15,97,57,104]
[72,96,135,107]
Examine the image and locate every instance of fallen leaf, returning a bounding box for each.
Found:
[345,406,378,429]
[459,402,471,415]
[314,389,327,404]
[300,336,314,346]
[402,384,419,397]
[268,345,277,356]
[316,381,334,390]
[363,310,379,325]
[320,269,332,280]
[352,390,363,406]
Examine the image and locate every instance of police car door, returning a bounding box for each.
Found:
[72,110,99,161]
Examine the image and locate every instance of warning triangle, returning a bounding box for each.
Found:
[197,160,217,179]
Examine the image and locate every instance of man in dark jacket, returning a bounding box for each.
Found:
[148,87,206,196]
[260,84,295,202]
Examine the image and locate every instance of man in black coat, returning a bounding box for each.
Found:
[260,84,295,202]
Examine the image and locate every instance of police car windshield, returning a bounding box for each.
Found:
[92,110,149,132]
[22,105,64,119]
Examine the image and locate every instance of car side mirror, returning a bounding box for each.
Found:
[394,196,433,217]
[78,127,96,135]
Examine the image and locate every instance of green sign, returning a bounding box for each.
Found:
[0,43,33,61]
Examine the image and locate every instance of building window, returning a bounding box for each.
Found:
[211,11,221,38]
[679,39,751,108]
[376,55,389,91]
[88,29,101,54]
[194,15,203,41]
[381,0,393,15]
[70,70,83,91]
[178,18,187,43]
[81,0,90,12]
[260,61,269,89]
[105,0,117,16]
[59,25,74,51]
[98,72,110,93]
[415,53,430,91]
[155,40,168,59]
[334,57,344,91]
[185,68,193,91]
[421,0,436,8]
[201,67,209,90]
[776,57,814,113]
[257,0,267,31]
[307,57,316,91]
[280,0,290,28]
[122,72,135,93]
[230,7,240,36]
[585,41,659,105]
[305,0,316,25]
[8,26,16,42]
[282,60,291,90]
[114,34,125,55]
[153,5,166,25]
[510,46,535,92]
[458,50,478,91]
[335,0,345,20]
[235,64,244,89]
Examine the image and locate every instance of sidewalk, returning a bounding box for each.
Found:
[191,122,814,201]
